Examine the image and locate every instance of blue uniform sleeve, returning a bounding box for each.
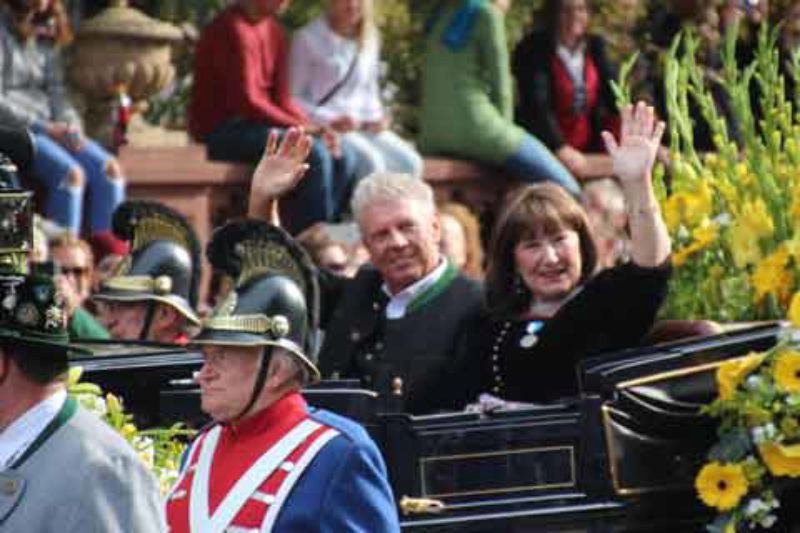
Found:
[319,437,400,533]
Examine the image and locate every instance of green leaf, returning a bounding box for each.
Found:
[708,428,752,462]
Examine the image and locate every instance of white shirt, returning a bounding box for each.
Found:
[383,260,449,320]
[0,388,67,468]
[556,42,586,90]
[289,16,384,125]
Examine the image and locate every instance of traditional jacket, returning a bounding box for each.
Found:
[0,396,164,531]
[165,392,399,533]
[318,264,482,414]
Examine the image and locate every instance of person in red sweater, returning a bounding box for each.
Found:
[190,0,357,235]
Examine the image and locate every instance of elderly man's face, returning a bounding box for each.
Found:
[196,345,262,422]
[359,198,441,294]
[95,300,147,340]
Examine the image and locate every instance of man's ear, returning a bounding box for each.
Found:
[431,210,442,246]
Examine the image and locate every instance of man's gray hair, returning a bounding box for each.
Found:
[271,349,311,388]
[350,172,435,222]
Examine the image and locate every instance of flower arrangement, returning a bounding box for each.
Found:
[695,306,800,531]
[67,366,193,494]
[615,26,800,322]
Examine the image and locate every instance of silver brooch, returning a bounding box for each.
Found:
[519,320,544,349]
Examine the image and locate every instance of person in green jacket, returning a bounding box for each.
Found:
[49,233,109,340]
[419,0,580,195]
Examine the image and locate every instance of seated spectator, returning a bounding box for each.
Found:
[247,132,483,414]
[513,0,620,179]
[189,0,358,235]
[438,201,484,279]
[418,0,580,195]
[290,0,423,180]
[49,232,109,340]
[461,103,671,403]
[297,221,359,278]
[0,0,125,236]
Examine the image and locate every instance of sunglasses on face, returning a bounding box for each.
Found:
[59,266,89,277]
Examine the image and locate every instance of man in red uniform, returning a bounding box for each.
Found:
[93,201,201,345]
[165,219,399,532]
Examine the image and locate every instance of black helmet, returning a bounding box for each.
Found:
[93,201,201,327]
[193,220,320,382]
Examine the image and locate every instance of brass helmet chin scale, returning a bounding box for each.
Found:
[193,220,321,416]
[93,201,202,337]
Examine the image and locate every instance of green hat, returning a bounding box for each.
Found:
[0,268,92,357]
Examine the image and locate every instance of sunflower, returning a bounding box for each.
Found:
[695,462,749,511]
[717,352,767,401]
[773,350,800,393]
[759,442,800,477]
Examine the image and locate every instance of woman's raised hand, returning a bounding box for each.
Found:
[601,102,665,186]
[250,127,312,200]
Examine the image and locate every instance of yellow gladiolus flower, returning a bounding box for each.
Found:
[695,462,749,511]
[773,350,800,393]
[122,423,138,439]
[717,352,767,400]
[727,224,762,268]
[741,198,774,239]
[791,187,800,222]
[759,442,800,477]
[735,162,749,180]
[750,246,792,304]
[106,393,122,414]
[664,194,684,233]
[789,292,800,327]
[672,222,719,266]
[664,182,714,233]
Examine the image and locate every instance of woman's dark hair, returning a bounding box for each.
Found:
[537,0,593,36]
[4,0,73,46]
[484,183,598,319]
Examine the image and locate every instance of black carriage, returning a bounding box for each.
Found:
[70,322,785,532]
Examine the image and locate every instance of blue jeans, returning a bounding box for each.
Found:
[206,120,358,235]
[504,135,581,196]
[31,134,125,234]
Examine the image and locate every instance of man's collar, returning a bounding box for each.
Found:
[0,388,67,468]
[382,259,450,320]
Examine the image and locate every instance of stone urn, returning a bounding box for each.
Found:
[69,0,187,148]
